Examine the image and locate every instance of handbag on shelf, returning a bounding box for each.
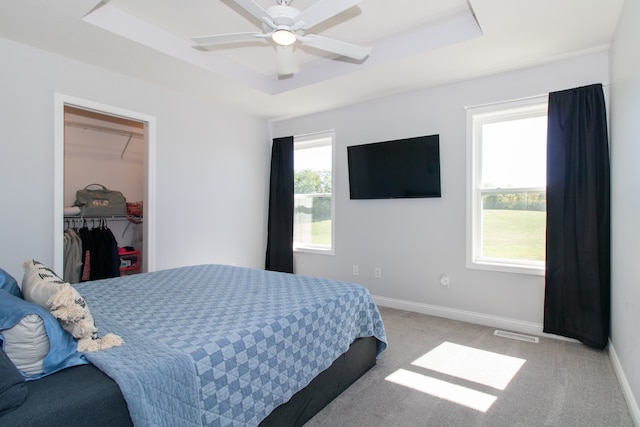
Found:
[73,184,127,217]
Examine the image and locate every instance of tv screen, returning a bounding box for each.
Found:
[347,135,441,199]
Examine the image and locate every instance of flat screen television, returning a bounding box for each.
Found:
[347,134,441,199]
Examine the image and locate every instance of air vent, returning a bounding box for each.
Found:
[494,330,539,343]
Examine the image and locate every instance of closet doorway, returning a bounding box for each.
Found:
[53,94,156,277]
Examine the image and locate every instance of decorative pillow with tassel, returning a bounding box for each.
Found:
[20,260,123,352]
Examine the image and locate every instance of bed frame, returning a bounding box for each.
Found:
[1,336,376,427]
[260,336,377,426]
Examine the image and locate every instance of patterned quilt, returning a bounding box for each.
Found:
[74,264,387,426]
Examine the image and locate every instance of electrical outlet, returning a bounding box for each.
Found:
[352,265,359,276]
[440,274,450,287]
[374,267,382,279]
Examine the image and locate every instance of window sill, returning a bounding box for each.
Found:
[294,246,334,256]
[467,259,544,276]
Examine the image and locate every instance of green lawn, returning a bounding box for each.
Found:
[482,209,546,261]
[311,219,332,245]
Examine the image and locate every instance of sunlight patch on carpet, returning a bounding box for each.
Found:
[385,341,527,412]
[385,369,497,412]
[412,341,526,390]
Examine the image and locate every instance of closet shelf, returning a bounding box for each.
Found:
[64,120,143,158]
[64,121,144,139]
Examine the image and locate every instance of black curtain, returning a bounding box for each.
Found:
[544,84,610,349]
[265,136,294,273]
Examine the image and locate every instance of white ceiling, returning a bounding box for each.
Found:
[0,0,624,120]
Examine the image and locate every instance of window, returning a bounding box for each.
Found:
[293,131,334,254]
[467,98,547,275]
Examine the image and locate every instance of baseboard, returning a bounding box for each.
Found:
[608,341,640,426]
[372,295,578,342]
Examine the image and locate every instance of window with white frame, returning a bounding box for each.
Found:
[293,131,334,254]
[467,98,547,275]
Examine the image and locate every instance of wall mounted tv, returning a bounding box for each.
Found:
[347,134,441,200]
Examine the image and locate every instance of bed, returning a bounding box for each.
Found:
[0,263,387,426]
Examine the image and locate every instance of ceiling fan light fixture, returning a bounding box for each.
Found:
[272,29,296,46]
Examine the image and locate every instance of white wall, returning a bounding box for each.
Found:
[610,0,640,423]
[0,36,271,281]
[271,51,610,333]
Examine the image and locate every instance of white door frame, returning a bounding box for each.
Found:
[53,93,156,275]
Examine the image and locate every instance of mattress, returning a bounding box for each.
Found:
[74,264,387,426]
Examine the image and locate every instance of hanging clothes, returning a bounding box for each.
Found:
[63,223,83,284]
[74,219,121,281]
[92,222,120,279]
[78,222,94,281]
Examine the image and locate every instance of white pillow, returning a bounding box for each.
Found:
[20,260,67,308]
[20,260,123,352]
[2,314,50,376]
[0,291,89,378]
[21,260,97,341]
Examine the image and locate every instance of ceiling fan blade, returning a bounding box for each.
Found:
[302,34,371,60]
[232,0,270,23]
[295,0,361,30]
[192,32,267,46]
[276,45,298,76]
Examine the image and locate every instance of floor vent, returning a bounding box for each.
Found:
[494,330,539,343]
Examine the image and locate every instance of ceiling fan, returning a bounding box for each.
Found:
[191,0,371,76]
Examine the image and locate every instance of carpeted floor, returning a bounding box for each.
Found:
[305,306,634,426]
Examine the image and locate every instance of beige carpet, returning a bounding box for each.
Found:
[305,307,634,426]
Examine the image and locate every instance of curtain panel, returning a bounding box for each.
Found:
[544,84,610,349]
[265,136,294,273]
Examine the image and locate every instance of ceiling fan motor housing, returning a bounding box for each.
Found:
[266,5,299,28]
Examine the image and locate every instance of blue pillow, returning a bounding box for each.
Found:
[0,269,22,299]
[0,292,87,380]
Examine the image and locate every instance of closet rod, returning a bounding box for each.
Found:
[65,120,144,139]
[64,216,139,222]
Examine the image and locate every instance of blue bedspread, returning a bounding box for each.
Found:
[74,264,387,426]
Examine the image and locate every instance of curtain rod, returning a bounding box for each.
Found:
[294,129,335,139]
[464,82,610,110]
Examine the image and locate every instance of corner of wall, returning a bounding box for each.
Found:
[608,341,640,426]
